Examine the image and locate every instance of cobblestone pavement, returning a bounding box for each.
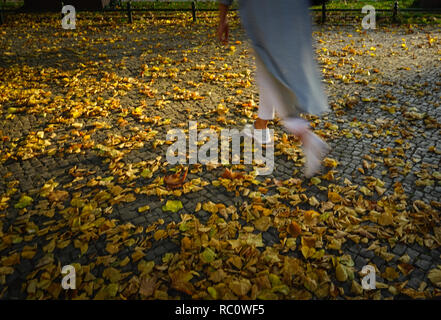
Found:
[0,13,440,299]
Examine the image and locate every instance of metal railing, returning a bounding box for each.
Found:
[1,1,441,25]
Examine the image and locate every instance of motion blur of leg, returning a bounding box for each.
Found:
[218,0,330,177]
[254,53,330,177]
[283,118,330,178]
[248,54,276,145]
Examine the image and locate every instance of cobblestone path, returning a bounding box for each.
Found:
[0,13,440,299]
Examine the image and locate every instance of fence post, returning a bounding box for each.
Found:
[392,1,399,23]
[191,1,196,22]
[321,1,326,24]
[0,3,4,25]
[127,1,133,23]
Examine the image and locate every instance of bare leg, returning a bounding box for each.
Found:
[250,56,274,144]
[254,53,329,176]
[255,54,275,130]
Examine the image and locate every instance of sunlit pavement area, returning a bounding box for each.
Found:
[0,12,440,299]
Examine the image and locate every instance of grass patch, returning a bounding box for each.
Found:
[2,0,439,25]
[317,0,416,10]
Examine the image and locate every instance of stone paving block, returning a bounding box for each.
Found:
[120,209,138,222]
[371,256,386,270]
[16,260,33,275]
[354,256,367,269]
[406,247,421,260]
[415,258,432,271]
[348,243,362,254]
[1,21,441,300]
[430,249,441,260]
[392,243,407,256]
[132,216,147,225]
[359,249,375,259]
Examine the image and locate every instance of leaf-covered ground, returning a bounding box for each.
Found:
[0,12,440,300]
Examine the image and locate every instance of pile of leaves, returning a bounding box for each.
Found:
[0,12,440,300]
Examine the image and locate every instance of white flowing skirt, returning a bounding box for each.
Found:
[255,53,301,120]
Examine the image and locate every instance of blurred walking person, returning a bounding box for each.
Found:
[217,0,330,177]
